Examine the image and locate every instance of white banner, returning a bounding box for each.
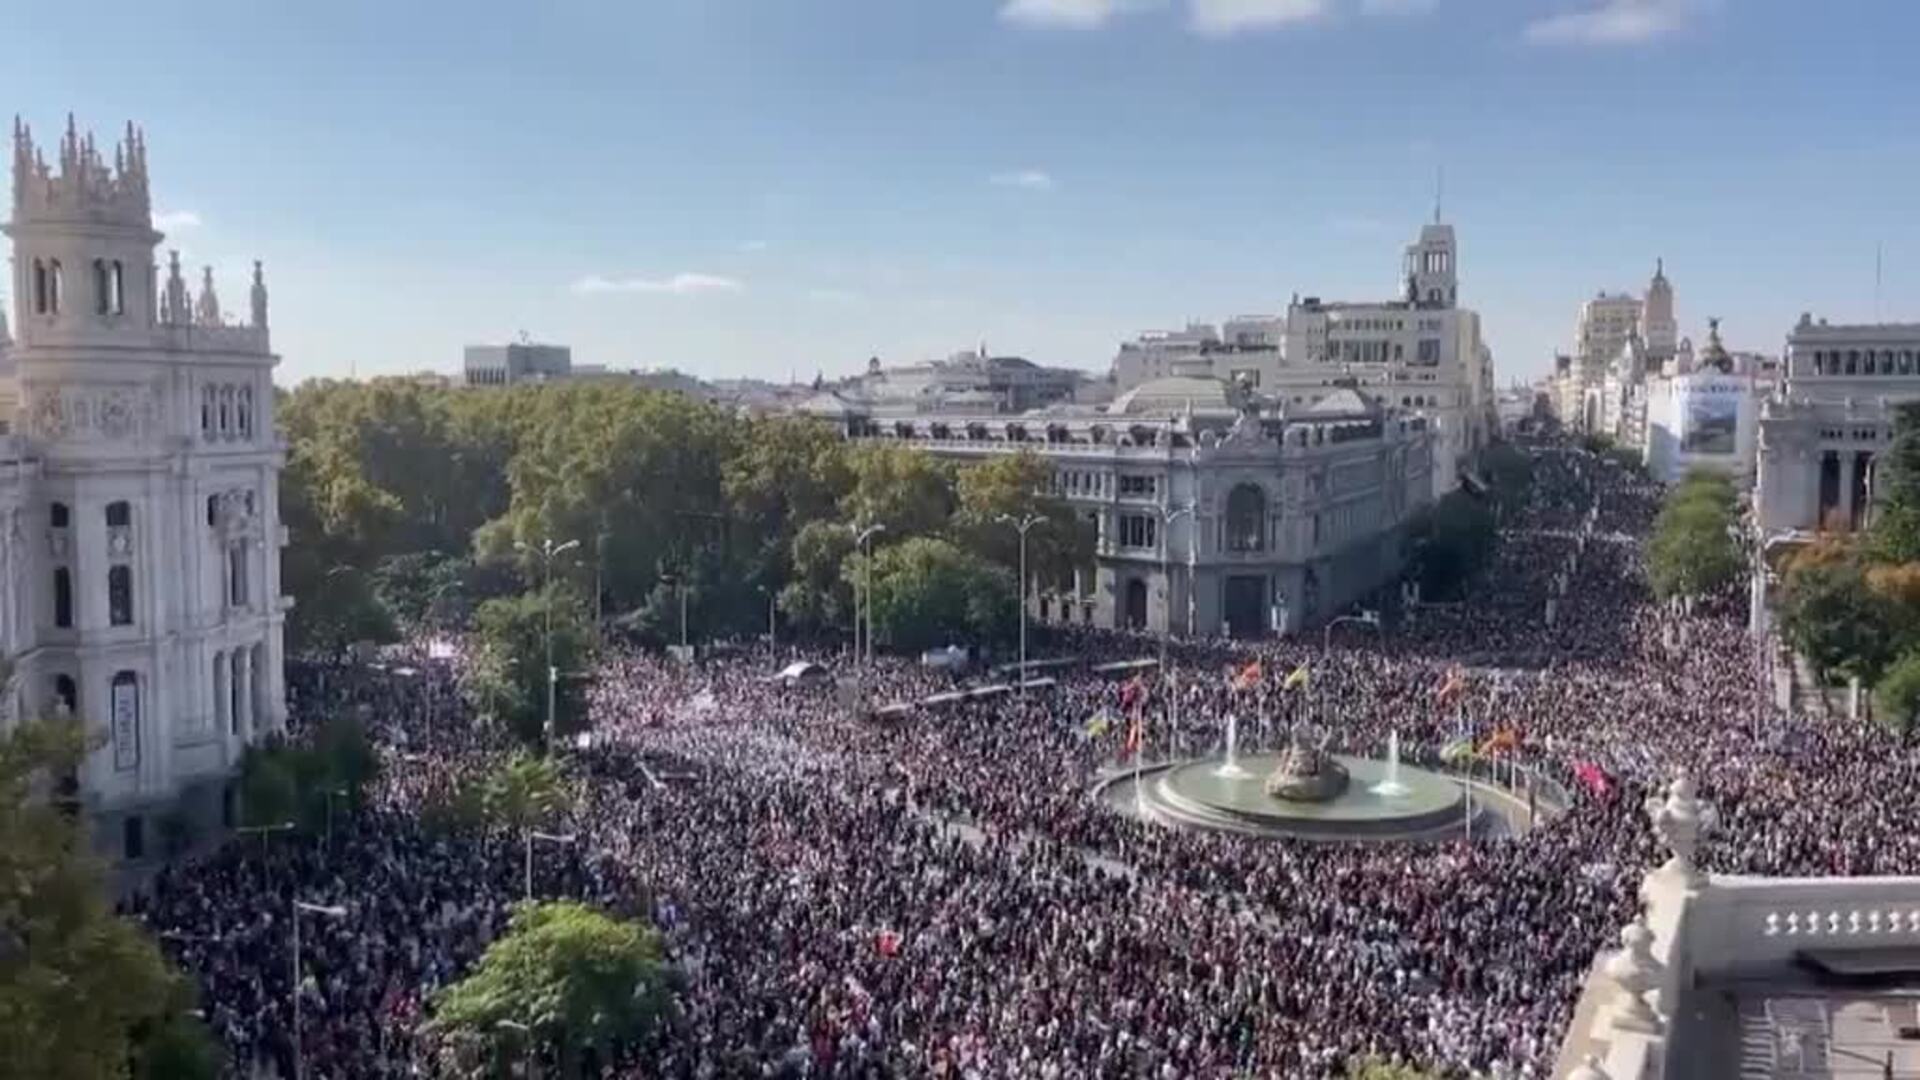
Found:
[112,677,139,772]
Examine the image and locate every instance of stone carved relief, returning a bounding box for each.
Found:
[25,382,163,444]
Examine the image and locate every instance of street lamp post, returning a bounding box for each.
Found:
[495,1018,535,1079]
[322,786,348,848]
[759,585,777,648]
[517,538,581,757]
[996,514,1043,696]
[236,820,294,862]
[1158,503,1193,755]
[855,524,887,667]
[291,899,348,1080]
[524,830,577,901]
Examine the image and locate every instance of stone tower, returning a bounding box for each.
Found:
[1643,259,1677,369]
[4,116,286,855]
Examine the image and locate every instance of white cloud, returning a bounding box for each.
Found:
[1188,0,1328,36]
[989,169,1056,191]
[1524,0,1691,46]
[1360,0,1436,14]
[154,210,202,230]
[805,288,864,304]
[571,272,743,296]
[999,0,1123,29]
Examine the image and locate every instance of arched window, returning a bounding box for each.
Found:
[229,543,249,607]
[50,502,69,529]
[201,386,214,435]
[237,386,254,436]
[94,260,111,315]
[1226,484,1267,553]
[32,259,49,314]
[105,501,130,528]
[47,260,62,313]
[110,261,124,315]
[217,386,232,433]
[53,567,72,629]
[108,566,133,626]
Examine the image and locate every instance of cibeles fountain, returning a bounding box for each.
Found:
[1104,725,1562,843]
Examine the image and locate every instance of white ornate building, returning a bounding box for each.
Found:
[1108,219,1497,500]
[0,117,286,859]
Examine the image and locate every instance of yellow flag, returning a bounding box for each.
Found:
[1283,665,1309,691]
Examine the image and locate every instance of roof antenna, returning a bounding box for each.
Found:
[1433,164,1444,225]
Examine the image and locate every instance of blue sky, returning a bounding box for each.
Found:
[5,0,1919,385]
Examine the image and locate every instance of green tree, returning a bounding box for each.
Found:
[132,1002,225,1080]
[841,443,955,540]
[468,589,597,747]
[1780,557,1900,685]
[1647,474,1742,604]
[1876,649,1920,737]
[780,519,858,634]
[853,537,1017,653]
[1409,491,1496,600]
[237,742,300,828]
[1479,442,1534,522]
[0,715,181,1078]
[482,753,567,832]
[428,901,673,1079]
[949,451,1095,589]
[1871,400,1920,563]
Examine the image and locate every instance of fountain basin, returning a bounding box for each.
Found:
[1147,753,1469,840]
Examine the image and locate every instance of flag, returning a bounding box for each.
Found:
[1123,715,1144,758]
[1434,666,1466,704]
[1439,736,1476,764]
[1572,761,1613,798]
[1478,728,1520,757]
[1120,675,1149,711]
[876,929,903,957]
[1084,710,1112,739]
[1230,659,1263,693]
[1282,664,1310,691]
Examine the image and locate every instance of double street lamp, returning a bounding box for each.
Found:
[996,514,1043,696]
[517,538,581,756]
[854,523,887,666]
[524,829,577,901]
[291,899,349,1080]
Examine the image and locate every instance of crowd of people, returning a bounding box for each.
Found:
[130,443,1904,1078]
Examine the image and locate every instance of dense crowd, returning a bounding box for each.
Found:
[130,443,1903,1078]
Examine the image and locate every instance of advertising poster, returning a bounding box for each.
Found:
[1681,389,1740,455]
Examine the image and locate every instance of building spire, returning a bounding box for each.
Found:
[1433,164,1444,224]
[250,260,269,330]
[164,250,190,325]
[196,266,222,326]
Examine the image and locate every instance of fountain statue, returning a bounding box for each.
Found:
[1264,731,1350,803]
[1370,730,1410,798]
[1215,714,1250,778]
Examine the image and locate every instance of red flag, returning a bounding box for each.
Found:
[1573,761,1613,798]
[875,929,903,957]
[1229,659,1263,693]
[1434,666,1466,705]
[1120,675,1148,711]
[1123,714,1144,758]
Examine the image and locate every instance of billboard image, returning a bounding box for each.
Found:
[1681,391,1739,455]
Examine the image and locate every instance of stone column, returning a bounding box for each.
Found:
[213,649,229,735]
[233,647,252,738]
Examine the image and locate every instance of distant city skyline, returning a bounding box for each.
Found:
[4,0,1918,386]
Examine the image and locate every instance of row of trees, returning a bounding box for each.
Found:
[280,380,1092,740]
[1406,443,1534,601]
[1778,402,1920,733]
[1647,470,1743,605]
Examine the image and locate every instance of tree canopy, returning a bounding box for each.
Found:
[0,715,197,1079]
[279,379,1084,672]
[1648,470,1742,604]
[428,901,672,1079]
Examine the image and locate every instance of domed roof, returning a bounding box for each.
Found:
[1109,376,1237,416]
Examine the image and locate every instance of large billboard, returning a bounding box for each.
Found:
[1679,383,1742,455]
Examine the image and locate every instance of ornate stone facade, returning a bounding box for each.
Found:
[0,116,287,860]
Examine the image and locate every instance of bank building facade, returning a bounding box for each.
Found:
[0,117,286,859]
